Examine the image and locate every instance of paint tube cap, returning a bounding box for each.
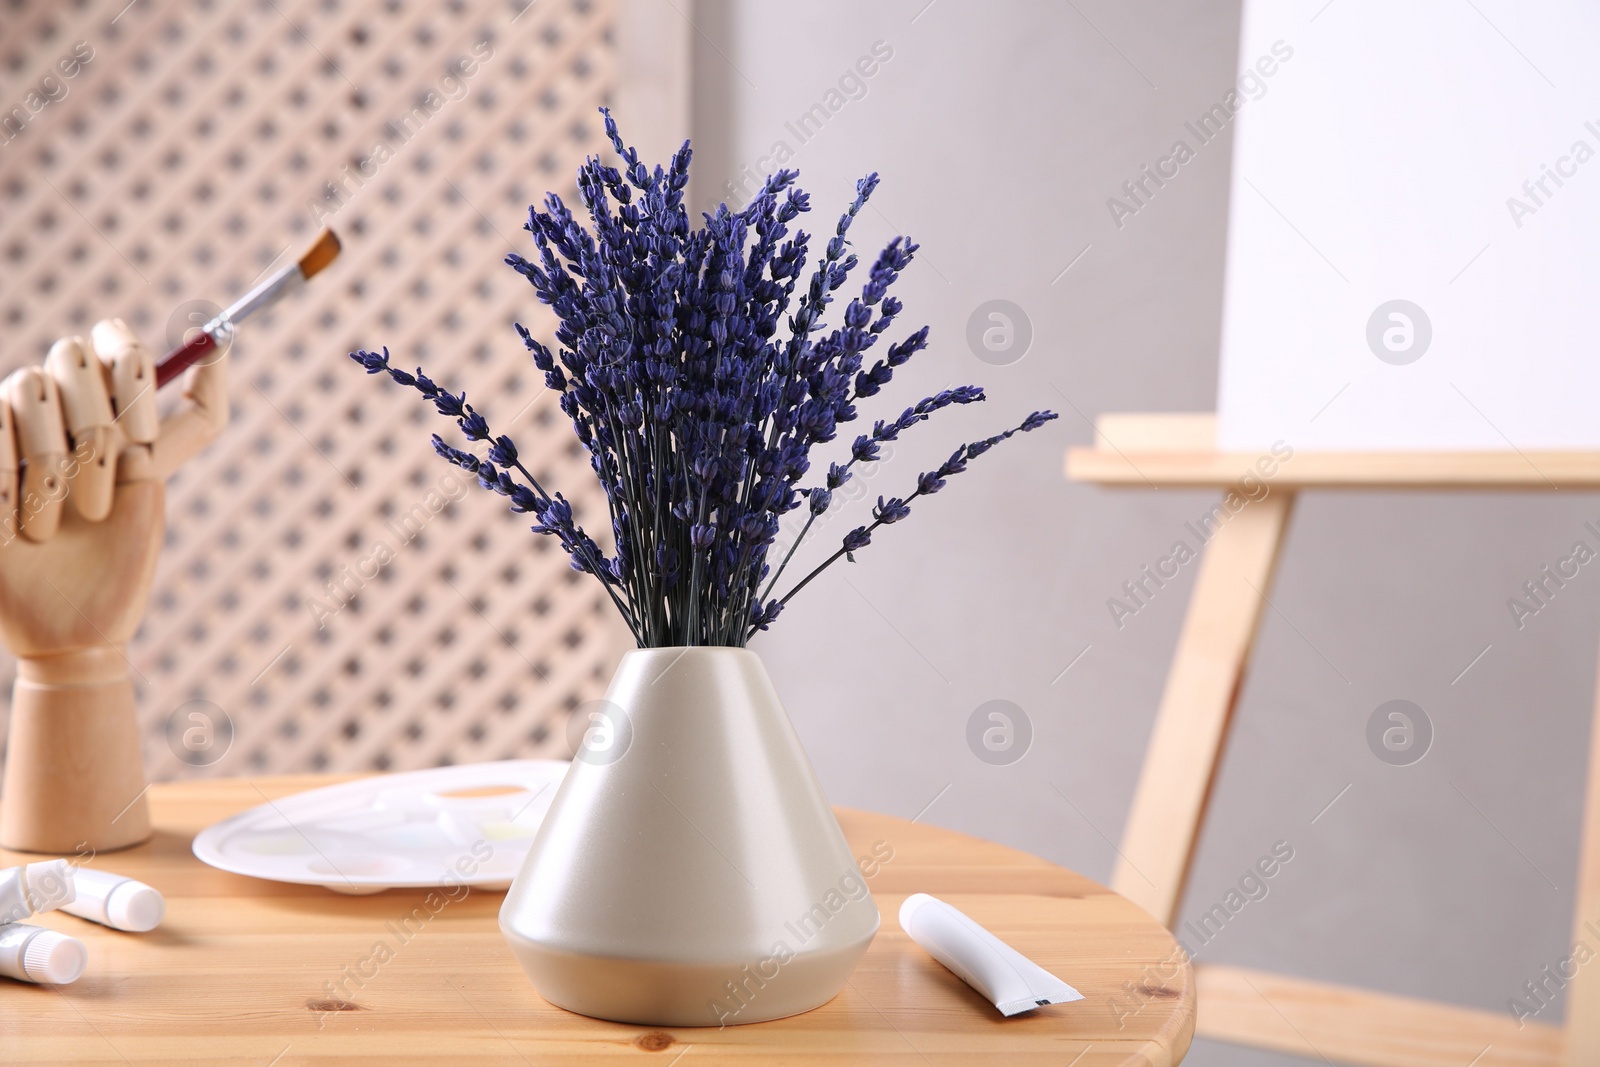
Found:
[22,929,86,984]
[898,892,935,930]
[106,881,164,933]
[23,859,74,913]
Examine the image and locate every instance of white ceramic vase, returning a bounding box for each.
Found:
[499,646,879,1026]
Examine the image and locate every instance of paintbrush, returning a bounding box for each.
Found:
[154,228,342,389]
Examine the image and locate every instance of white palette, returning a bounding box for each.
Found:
[1218,0,1600,451]
[192,761,567,894]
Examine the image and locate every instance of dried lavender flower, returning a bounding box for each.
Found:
[351,111,1056,647]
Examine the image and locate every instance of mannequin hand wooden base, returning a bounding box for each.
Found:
[0,648,151,853]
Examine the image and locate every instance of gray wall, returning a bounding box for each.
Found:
[688,2,1592,1062]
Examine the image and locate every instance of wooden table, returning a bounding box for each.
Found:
[0,777,1193,1066]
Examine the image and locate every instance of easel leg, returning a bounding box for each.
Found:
[1565,644,1600,1064]
[1112,490,1296,926]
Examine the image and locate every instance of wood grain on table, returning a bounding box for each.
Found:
[0,777,1194,1066]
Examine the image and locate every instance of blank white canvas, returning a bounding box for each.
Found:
[1216,0,1600,451]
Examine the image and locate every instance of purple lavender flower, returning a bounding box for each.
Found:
[431,434,480,473]
[459,408,490,442]
[842,527,872,552]
[488,435,518,466]
[350,112,1058,647]
[773,411,1058,610]
[872,496,912,524]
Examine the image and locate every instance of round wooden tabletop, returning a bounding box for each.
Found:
[0,776,1194,1066]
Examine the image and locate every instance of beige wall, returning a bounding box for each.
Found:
[689,2,1591,1061]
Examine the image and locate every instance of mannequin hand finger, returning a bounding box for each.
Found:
[91,318,159,445]
[0,399,16,546]
[45,335,117,520]
[150,347,229,480]
[4,367,70,542]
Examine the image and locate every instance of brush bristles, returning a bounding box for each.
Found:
[297,228,341,279]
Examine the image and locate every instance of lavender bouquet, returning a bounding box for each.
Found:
[353,110,1055,648]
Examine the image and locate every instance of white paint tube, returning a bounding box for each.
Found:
[59,868,164,933]
[0,923,86,985]
[0,860,74,926]
[898,893,1083,1016]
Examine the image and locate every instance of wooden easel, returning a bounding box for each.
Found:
[1068,413,1600,1067]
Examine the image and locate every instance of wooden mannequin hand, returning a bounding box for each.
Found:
[0,318,228,662]
[0,318,227,852]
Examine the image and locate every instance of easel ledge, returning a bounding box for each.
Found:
[1068,412,1600,489]
[1067,412,1600,1067]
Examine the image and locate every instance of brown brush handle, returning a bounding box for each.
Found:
[155,331,218,389]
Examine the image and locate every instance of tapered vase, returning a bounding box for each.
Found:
[499,646,879,1025]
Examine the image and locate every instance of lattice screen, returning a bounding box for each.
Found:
[0,0,630,780]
